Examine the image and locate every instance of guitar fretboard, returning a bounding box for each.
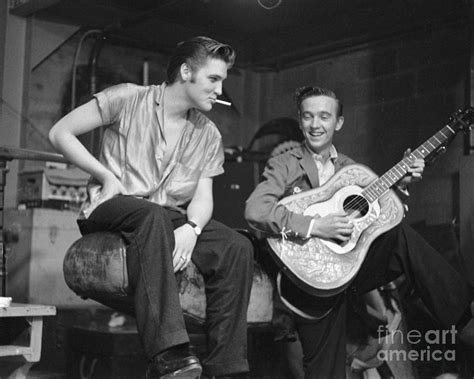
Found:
[362,125,456,203]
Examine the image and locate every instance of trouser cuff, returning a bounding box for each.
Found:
[148,328,189,359]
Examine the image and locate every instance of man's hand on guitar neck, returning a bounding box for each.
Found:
[309,212,354,243]
[398,148,425,188]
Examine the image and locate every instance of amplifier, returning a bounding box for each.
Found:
[17,167,89,208]
[213,160,261,229]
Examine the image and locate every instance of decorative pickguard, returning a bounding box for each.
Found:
[284,166,375,214]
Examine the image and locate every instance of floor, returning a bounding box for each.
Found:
[1,306,472,379]
[1,307,291,379]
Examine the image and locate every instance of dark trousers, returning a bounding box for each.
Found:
[279,222,472,379]
[77,195,254,376]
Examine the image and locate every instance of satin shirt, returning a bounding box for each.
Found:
[80,82,224,219]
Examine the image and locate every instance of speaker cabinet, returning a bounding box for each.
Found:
[213,161,260,229]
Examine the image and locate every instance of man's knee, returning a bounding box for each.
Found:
[132,201,166,223]
[372,223,405,250]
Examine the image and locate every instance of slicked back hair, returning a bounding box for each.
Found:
[167,36,236,83]
[294,86,343,117]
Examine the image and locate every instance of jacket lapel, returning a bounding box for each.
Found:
[295,146,320,189]
[334,157,343,172]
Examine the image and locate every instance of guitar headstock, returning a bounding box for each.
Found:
[418,107,473,165]
[448,107,474,133]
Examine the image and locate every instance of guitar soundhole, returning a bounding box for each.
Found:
[343,194,369,218]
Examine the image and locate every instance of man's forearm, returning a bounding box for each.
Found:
[51,132,110,182]
[186,197,213,229]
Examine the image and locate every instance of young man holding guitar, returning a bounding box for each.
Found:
[245,86,473,378]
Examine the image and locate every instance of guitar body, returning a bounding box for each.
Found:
[267,164,405,297]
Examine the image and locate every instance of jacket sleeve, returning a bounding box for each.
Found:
[245,156,314,238]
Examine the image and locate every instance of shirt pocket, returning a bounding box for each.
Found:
[167,162,202,201]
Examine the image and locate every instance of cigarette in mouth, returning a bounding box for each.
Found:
[215,99,232,106]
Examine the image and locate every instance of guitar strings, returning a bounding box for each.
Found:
[342,171,405,214]
[327,119,463,216]
[340,138,440,213]
[340,166,407,214]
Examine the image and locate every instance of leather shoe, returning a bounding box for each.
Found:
[146,344,202,378]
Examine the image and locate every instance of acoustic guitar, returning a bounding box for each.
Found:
[267,107,473,297]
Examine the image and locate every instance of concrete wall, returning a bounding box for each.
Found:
[0,11,28,208]
[26,30,262,164]
[260,22,471,226]
[4,16,468,227]
[18,19,472,227]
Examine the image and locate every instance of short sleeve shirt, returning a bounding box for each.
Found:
[80,82,224,219]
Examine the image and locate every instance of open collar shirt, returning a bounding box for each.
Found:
[308,143,338,186]
[80,82,224,219]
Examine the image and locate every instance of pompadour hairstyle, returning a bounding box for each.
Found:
[294,86,343,117]
[167,36,236,83]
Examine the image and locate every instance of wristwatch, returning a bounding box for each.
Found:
[186,220,202,236]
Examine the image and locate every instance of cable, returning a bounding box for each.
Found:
[71,29,101,111]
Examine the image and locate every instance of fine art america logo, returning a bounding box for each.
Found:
[376,325,458,362]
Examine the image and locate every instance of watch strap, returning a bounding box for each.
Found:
[186,220,198,228]
[186,220,201,236]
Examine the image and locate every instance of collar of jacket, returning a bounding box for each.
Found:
[287,144,319,188]
[289,143,342,189]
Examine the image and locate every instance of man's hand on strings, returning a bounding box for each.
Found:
[311,212,354,242]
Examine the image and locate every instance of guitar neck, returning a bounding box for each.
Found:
[362,124,458,202]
